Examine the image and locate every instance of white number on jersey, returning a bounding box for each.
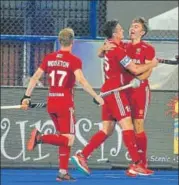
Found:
[49,70,67,86]
[103,56,109,79]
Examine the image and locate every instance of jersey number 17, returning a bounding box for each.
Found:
[49,70,67,86]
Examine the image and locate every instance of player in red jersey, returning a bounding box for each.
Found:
[125,18,156,176]
[96,17,157,176]
[20,28,104,181]
[71,20,158,176]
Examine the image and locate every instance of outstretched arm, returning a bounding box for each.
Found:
[74,69,104,105]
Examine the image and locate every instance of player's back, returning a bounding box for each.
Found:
[40,50,82,107]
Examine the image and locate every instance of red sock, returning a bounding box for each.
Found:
[122,130,140,163]
[135,132,147,165]
[41,134,68,146]
[82,131,108,159]
[59,146,71,172]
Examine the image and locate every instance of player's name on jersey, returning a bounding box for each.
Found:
[48,60,69,68]
[49,93,64,97]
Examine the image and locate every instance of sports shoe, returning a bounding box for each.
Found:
[56,173,75,181]
[140,163,154,175]
[126,167,137,177]
[128,163,154,176]
[71,153,90,175]
[27,128,41,151]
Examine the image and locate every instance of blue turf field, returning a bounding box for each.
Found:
[1,169,178,185]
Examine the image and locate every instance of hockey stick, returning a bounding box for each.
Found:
[158,55,179,65]
[100,78,140,98]
[0,102,47,110]
[93,78,141,104]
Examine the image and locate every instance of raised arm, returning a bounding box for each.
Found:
[97,42,116,58]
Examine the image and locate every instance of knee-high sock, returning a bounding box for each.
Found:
[122,130,140,163]
[41,134,68,146]
[59,146,71,173]
[82,131,108,159]
[135,132,147,165]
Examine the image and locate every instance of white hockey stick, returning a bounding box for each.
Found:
[93,78,141,105]
[0,102,47,110]
[100,78,141,97]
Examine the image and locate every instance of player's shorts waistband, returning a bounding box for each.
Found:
[48,93,64,97]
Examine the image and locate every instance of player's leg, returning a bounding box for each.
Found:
[56,107,76,181]
[112,91,152,176]
[132,86,151,168]
[27,108,75,181]
[81,105,115,160]
[27,113,70,151]
[72,121,115,174]
[71,103,115,175]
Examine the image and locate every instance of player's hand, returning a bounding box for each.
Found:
[151,58,159,67]
[20,95,31,110]
[103,41,116,51]
[93,95,104,106]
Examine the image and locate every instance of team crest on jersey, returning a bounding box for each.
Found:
[136,48,141,54]
[57,54,63,58]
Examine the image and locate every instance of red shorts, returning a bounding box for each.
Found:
[102,91,131,121]
[126,85,151,119]
[47,106,75,134]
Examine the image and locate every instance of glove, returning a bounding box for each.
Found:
[20,94,31,107]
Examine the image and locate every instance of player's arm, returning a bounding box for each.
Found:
[20,68,44,110]
[24,68,44,96]
[136,58,158,80]
[97,41,116,58]
[136,68,152,80]
[118,48,158,75]
[74,69,104,105]
[98,45,106,58]
[136,46,157,80]
[119,54,158,75]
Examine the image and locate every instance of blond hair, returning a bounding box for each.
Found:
[58,28,74,47]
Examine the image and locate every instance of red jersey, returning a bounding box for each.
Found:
[101,41,132,92]
[40,50,82,107]
[124,41,155,87]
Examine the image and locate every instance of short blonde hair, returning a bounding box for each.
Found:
[58,28,74,47]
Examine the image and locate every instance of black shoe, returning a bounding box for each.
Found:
[56,173,76,181]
